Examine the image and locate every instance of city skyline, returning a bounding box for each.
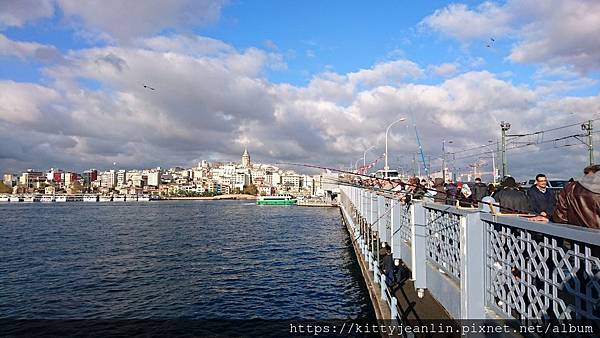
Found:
[1,1,599,179]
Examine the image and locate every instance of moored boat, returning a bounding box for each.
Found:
[9,195,22,202]
[113,195,126,202]
[55,195,67,202]
[256,195,297,205]
[99,195,112,202]
[83,194,98,202]
[23,195,41,202]
[0,195,9,202]
[126,194,138,201]
[41,195,55,202]
[138,195,151,202]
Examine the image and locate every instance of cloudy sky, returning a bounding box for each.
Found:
[1,0,599,180]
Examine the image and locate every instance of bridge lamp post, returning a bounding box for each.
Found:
[384,117,406,176]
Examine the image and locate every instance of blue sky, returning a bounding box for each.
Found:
[1,0,599,179]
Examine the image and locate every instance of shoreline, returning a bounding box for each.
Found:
[162,194,257,201]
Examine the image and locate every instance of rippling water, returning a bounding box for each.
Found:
[0,201,374,320]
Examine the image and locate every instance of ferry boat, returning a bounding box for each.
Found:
[23,195,41,202]
[9,195,21,202]
[55,195,68,202]
[41,195,55,202]
[113,195,126,202]
[256,195,297,205]
[126,194,138,202]
[99,195,112,202]
[137,195,151,202]
[83,194,98,202]
[0,195,9,202]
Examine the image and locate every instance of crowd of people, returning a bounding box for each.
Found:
[402,164,600,229]
[349,164,599,229]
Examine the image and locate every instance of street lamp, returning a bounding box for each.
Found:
[363,145,376,168]
[354,158,362,172]
[442,140,453,181]
[485,140,497,184]
[384,117,406,175]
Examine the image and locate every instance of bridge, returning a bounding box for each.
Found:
[338,185,600,325]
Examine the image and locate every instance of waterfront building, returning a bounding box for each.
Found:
[3,173,15,187]
[82,169,98,187]
[19,169,44,188]
[145,171,160,187]
[45,186,56,195]
[64,172,78,188]
[281,174,302,192]
[100,170,117,189]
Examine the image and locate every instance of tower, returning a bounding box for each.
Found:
[242,147,251,168]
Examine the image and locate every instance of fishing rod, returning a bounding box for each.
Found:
[279,162,537,215]
[326,177,483,242]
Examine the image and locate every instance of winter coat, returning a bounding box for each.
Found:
[445,183,458,205]
[433,178,446,204]
[492,186,531,213]
[472,182,489,202]
[553,172,600,229]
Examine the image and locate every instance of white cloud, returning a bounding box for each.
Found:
[57,0,227,43]
[347,60,423,87]
[421,2,513,41]
[422,0,600,73]
[0,0,54,28]
[429,63,458,77]
[0,34,61,63]
[0,33,597,180]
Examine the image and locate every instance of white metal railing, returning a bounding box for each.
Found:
[339,185,600,321]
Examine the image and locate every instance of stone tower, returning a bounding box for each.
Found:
[242,147,251,168]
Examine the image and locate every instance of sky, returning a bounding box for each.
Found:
[1,0,599,180]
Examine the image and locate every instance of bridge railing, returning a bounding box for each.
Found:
[339,185,600,321]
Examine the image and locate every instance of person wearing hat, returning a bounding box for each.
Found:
[492,176,531,214]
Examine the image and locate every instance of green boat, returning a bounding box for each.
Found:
[256,195,297,205]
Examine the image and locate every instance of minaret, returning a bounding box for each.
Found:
[242,147,251,168]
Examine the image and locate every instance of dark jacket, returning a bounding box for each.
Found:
[492,186,531,213]
[433,178,445,204]
[458,190,473,207]
[552,174,600,229]
[527,186,556,216]
[472,182,489,202]
[445,183,458,205]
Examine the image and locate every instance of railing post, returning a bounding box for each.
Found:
[411,202,427,291]
[390,296,398,321]
[380,270,386,300]
[377,195,387,244]
[460,212,486,319]
[390,198,401,257]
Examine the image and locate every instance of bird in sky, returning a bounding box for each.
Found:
[143,84,155,91]
[487,37,495,48]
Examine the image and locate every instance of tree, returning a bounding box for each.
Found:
[0,182,11,193]
[242,184,258,195]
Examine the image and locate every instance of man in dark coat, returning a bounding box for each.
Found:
[527,173,555,218]
[433,178,446,204]
[382,249,395,287]
[472,177,489,206]
[445,180,458,206]
[492,177,530,213]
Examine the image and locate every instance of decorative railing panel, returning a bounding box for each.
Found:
[484,216,600,320]
[397,202,412,244]
[425,206,462,280]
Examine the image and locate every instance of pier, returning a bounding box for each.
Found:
[338,185,600,324]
